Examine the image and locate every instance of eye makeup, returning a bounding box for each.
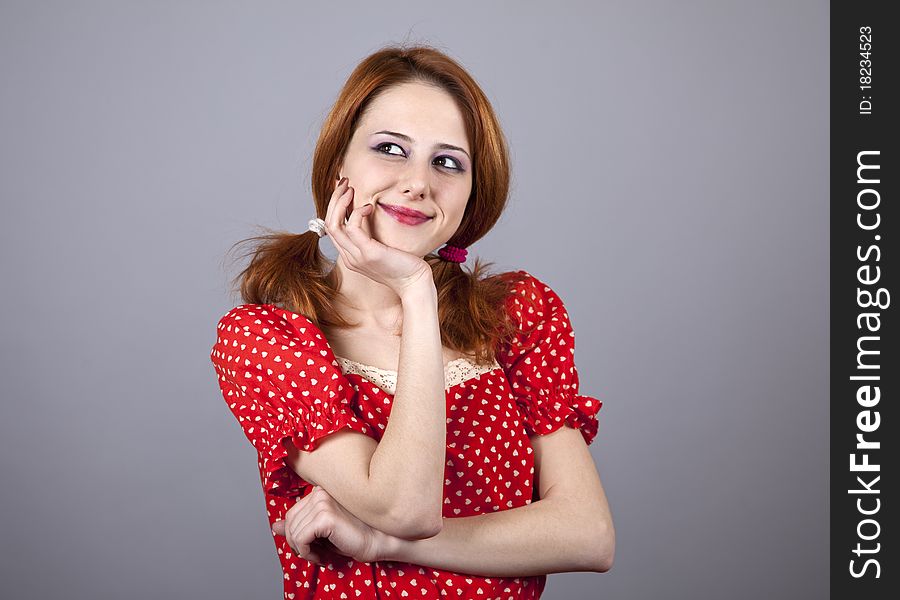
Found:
[369,131,470,172]
[371,140,467,173]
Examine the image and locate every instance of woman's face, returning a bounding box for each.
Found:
[336,81,473,258]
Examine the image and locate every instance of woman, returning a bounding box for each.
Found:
[210,44,614,599]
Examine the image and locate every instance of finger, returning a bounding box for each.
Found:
[290,489,323,540]
[346,199,372,229]
[291,510,334,564]
[324,181,353,233]
[328,221,360,271]
[290,505,322,562]
[324,177,348,224]
[325,200,362,265]
[280,490,317,553]
[272,520,286,537]
[286,512,312,559]
[286,486,326,559]
[343,202,379,250]
[326,187,363,262]
[323,184,353,245]
[326,184,354,234]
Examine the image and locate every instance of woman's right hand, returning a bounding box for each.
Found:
[273,486,388,565]
[324,176,433,298]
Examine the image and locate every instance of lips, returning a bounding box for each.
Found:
[381,203,432,219]
[380,203,433,226]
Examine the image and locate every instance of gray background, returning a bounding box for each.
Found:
[0,1,829,598]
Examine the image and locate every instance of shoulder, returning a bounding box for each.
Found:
[214,303,332,353]
[498,270,569,322]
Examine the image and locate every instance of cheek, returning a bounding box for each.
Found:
[440,175,472,199]
[455,178,473,204]
[345,152,382,180]
[362,153,402,173]
[447,199,469,225]
[356,162,402,193]
[455,181,473,209]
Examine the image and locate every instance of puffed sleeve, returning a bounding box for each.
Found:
[497,271,602,445]
[209,304,373,497]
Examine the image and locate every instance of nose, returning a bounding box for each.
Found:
[400,159,432,201]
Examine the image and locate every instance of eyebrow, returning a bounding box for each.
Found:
[371,130,470,159]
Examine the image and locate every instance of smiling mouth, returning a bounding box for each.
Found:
[380,203,433,225]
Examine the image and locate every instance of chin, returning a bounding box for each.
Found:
[369,227,428,256]
[380,238,427,257]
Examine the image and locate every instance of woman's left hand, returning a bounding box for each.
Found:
[272,486,386,565]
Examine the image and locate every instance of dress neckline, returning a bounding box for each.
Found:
[333,354,474,376]
[333,354,502,395]
[262,304,503,393]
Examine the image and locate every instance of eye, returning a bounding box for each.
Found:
[434,155,465,172]
[375,142,405,156]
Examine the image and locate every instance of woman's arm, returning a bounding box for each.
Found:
[284,277,448,539]
[367,278,448,533]
[374,426,615,577]
[375,494,612,577]
[277,427,614,574]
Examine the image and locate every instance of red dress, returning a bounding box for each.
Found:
[209,270,602,599]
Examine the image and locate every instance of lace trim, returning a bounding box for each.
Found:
[334,355,501,395]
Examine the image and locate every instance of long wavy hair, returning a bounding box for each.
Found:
[225,44,527,365]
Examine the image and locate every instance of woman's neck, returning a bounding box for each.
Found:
[328,258,404,332]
